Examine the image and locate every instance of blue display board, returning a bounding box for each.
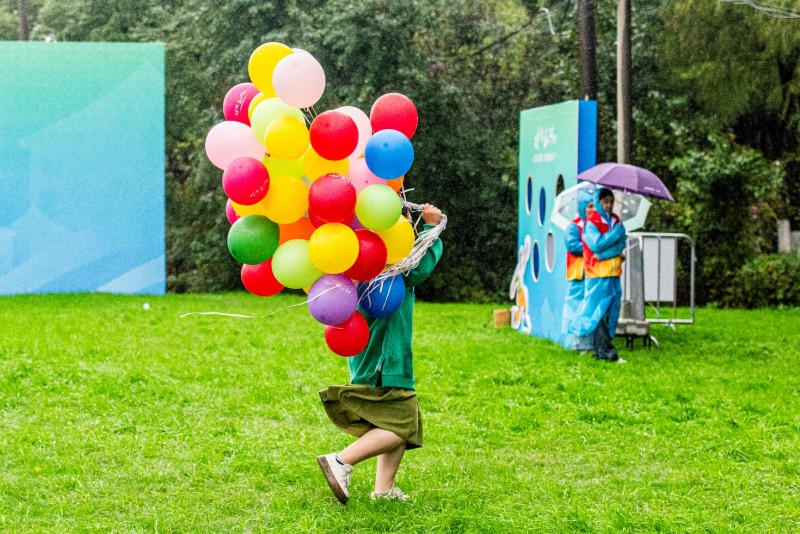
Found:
[511,100,597,345]
[0,42,165,295]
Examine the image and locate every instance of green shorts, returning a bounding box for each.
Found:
[319,385,423,449]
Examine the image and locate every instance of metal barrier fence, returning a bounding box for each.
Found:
[622,232,696,327]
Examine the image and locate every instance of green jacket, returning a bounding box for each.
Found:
[348,225,443,390]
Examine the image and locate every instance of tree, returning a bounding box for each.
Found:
[668,134,784,304]
[660,0,800,224]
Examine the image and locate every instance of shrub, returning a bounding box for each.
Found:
[726,253,800,308]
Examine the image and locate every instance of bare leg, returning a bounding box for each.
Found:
[375,444,406,493]
[338,428,404,466]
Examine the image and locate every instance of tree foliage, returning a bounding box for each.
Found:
[659,0,800,224]
[666,134,784,304]
[1,0,797,305]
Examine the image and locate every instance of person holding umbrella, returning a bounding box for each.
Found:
[572,187,628,362]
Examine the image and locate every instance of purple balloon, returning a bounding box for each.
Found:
[349,214,365,231]
[307,274,359,325]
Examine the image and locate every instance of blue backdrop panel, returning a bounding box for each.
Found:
[0,42,165,295]
[511,100,597,345]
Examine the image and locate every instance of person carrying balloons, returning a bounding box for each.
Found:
[316,203,443,504]
[561,188,595,351]
[571,188,627,363]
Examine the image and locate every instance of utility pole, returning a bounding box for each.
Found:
[578,0,598,101]
[617,0,632,164]
[17,0,30,41]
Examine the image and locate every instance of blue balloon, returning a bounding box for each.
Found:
[364,129,414,179]
[357,274,406,318]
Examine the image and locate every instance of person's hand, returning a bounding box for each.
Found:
[421,203,442,225]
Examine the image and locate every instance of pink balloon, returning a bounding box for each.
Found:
[205,121,266,170]
[273,53,326,109]
[337,106,372,159]
[347,157,383,193]
[225,198,240,225]
[223,83,259,125]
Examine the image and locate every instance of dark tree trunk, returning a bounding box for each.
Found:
[578,0,597,101]
[617,0,631,164]
[18,0,30,40]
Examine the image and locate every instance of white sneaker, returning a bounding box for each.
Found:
[616,357,627,364]
[317,453,352,504]
[370,487,410,502]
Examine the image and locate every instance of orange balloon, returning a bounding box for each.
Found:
[279,217,315,245]
[386,175,404,193]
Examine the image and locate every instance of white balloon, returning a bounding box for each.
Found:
[272,53,326,109]
[337,105,373,159]
[204,121,266,170]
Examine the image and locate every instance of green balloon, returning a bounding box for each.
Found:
[355,184,403,231]
[271,239,324,289]
[227,215,280,265]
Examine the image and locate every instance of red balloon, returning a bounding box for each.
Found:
[309,111,358,160]
[309,206,353,228]
[370,93,418,139]
[308,173,357,223]
[325,311,370,357]
[344,229,388,282]
[308,207,325,228]
[222,157,270,205]
[241,259,284,296]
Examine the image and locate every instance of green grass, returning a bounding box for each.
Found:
[1,293,799,533]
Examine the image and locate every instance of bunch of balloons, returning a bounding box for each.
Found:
[204,42,420,357]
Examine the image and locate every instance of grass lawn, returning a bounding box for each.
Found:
[1,293,799,533]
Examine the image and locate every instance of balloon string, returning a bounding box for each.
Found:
[180,284,344,320]
[368,201,447,286]
[356,274,398,312]
[179,311,257,319]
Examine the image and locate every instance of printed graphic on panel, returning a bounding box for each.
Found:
[514,100,597,346]
[0,42,165,295]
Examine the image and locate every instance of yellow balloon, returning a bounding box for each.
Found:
[303,146,350,181]
[231,199,269,217]
[308,223,359,274]
[377,217,415,264]
[264,154,305,179]
[248,42,293,95]
[265,116,310,161]
[261,175,309,224]
[251,98,306,145]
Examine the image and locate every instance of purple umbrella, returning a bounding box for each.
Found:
[577,163,674,201]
